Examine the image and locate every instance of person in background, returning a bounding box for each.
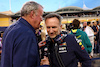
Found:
[98,21,100,29]
[70,19,92,56]
[40,13,91,67]
[82,22,87,31]
[1,1,49,67]
[61,24,67,32]
[40,26,46,41]
[92,21,99,35]
[92,21,99,53]
[36,25,45,43]
[84,22,94,57]
[95,29,100,49]
[97,21,100,29]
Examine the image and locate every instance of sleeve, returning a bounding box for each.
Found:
[83,32,92,54]
[84,28,94,37]
[13,35,49,67]
[72,36,91,67]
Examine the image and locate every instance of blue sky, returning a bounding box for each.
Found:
[0,0,100,13]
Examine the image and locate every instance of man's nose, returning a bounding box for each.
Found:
[49,28,53,33]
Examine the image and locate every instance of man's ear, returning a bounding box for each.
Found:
[30,11,35,19]
[60,24,62,29]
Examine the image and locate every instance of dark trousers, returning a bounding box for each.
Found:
[94,42,100,53]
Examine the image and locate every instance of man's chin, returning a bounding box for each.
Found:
[49,36,56,39]
[35,27,39,30]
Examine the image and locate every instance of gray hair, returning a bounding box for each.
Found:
[45,13,62,25]
[21,1,43,16]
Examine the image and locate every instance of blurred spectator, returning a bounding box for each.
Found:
[92,21,99,53]
[70,19,92,55]
[80,23,83,29]
[36,28,42,43]
[95,29,100,46]
[66,23,73,33]
[84,22,94,57]
[92,21,99,35]
[98,22,100,29]
[97,21,100,29]
[61,24,67,32]
[82,22,87,31]
[36,25,46,43]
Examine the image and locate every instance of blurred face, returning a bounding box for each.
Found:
[45,17,61,38]
[33,6,43,30]
[93,22,97,26]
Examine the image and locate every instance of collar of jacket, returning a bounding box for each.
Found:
[71,29,77,33]
[18,17,36,34]
[71,29,82,34]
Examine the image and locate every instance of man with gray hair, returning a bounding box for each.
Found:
[1,1,49,67]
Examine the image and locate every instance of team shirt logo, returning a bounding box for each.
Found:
[59,42,67,53]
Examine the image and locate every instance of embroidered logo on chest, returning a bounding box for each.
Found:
[59,42,67,53]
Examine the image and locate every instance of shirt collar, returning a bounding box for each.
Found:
[18,17,36,33]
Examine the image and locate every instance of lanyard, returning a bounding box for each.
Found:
[54,43,65,67]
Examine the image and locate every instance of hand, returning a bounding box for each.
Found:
[40,56,49,65]
[89,55,93,59]
[38,41,46,48]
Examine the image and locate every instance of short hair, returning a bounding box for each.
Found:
[87,22,91,25]
[72,19,80,29]
[45,13,62,25]
[21,1,43,16]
